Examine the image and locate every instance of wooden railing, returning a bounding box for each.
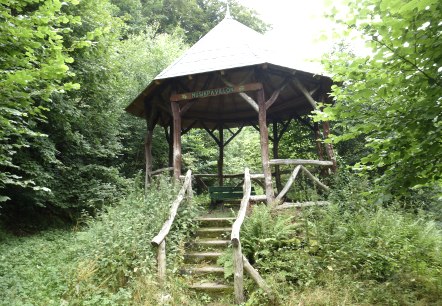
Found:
[270,159,333,206]
[151,169,192,284]
[231,168,273,304]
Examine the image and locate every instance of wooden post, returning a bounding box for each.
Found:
[314,123,324,161]
[257,89,275,204]
[144,129,153,188]
[272,120,282,193]
[218,126,224,186]
[322,121,337,171]
[171,102,182,180]
[157,239,166,285]
[144,103,158,188]
[233,241,244,304]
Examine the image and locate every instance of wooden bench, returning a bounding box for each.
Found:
[208,186,255,207]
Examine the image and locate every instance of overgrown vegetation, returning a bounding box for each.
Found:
[1,0,441,305]
[0,176,201,305]
[240,174,442,305]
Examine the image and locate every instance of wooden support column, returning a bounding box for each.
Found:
[257,89,275,204]
[272,121,282,193]
[218,126,224,186]
[144,103,158,188]
[145,129,154,188]
[314,122,324,161]
[171,102,182,180]
[322,121,337,171]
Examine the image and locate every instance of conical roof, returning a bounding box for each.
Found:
[126,14,333,129]
[156,16,270,79]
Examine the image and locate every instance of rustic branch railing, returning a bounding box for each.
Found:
[151,169,192,284]
[270,159,333,206]
[231,168,273,304]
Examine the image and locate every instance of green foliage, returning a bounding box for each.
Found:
[242,174,442,305]
[0,0,82,200]
[315,0,442,197]
[0,177,201,305]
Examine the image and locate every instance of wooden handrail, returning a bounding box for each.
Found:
[151,169,192,284]
[231,168,251,247]
[269,159,334,166]
[231,168,250,304]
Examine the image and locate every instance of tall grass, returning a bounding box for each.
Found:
[0,176,201,305]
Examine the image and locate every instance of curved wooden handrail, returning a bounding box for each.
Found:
[151,169,192,246]
[231,168,251,247]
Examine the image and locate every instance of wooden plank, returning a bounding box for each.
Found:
[151,170,192,246]
[269,159,334,167]
[275,165,302,203]
[257,89,275,204]
[170,83,263,102]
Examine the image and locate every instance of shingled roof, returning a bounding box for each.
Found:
[126,12,333,129]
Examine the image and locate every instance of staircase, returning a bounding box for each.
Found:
[182,214,236,302]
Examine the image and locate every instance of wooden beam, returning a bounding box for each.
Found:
[170,82,263,102]
[220,76,260,112]
[294,78,317,109]
[180,100,196,115]
[181,120,197,135]
[269,159,334,167]
[238,92,259,112]
[257,89,275,204]
[224,126,243,147]
[265,78,290,110]
[201,122,222,146]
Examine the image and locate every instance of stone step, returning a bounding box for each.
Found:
[196,217,236,227]
[196,227,231,239]
[184,251,223,264]
[189,282,232,291]
[186,239,230,251]
[181,265,225,276]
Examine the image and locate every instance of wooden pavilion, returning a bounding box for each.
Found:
[125,11,336,205]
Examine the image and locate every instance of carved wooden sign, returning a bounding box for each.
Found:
[170,82,262,102]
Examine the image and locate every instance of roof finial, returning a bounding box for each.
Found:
[225,2,232,19]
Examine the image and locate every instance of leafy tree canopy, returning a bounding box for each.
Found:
[315,0,442,198]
